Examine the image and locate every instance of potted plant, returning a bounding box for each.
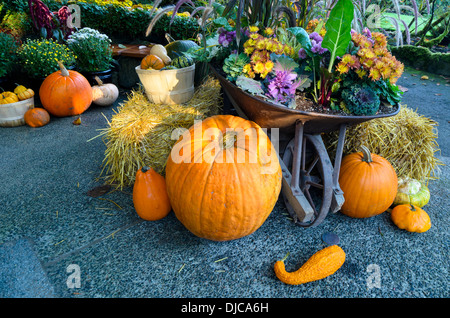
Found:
[66,27,114,85]
[0,32,19,91]
[158,0,404,117]
[16,38,76,92]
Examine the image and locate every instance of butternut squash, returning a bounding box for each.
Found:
[274,245,346,285]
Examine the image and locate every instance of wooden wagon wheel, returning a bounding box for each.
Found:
[280,127,334,227]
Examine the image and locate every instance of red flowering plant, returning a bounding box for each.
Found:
[28,0,73,42]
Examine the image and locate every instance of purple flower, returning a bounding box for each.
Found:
[362,27,372,39]
[298,48,307,59]
[218,27,236,48]
[309,32,322,43]
[266,70,300,104]
[308,32,327,55]
[362,27,375,45]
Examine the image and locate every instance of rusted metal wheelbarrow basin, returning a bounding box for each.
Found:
[210,66,400,227]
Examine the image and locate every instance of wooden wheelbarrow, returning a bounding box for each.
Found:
[211,67,400,227]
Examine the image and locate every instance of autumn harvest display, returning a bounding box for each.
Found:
[1,0,446,291]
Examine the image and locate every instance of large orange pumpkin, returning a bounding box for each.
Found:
[24,107,50,128]
[338,146,398,218]
[39,61,93,117]
[165,115,282,241]
[133,166,171,221]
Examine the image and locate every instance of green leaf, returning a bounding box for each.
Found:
[236,75,265,96]
[287,27,312,55]
[213,17,229,27]
[321,0,354,72]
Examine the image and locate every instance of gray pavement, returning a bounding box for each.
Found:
[0,67,448,303]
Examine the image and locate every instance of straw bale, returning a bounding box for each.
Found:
[97,77,223,188]
[324,105,443,182]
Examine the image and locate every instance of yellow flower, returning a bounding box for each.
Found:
[264,60,274,73]
[253,61,265,74]
[336,61,350,74]
[244,46,255,55]
[355,68,367,79]
[255,38,266,50]
[250,33,259,40]
[369,66,382,81]
[264,27,274,36]
[249,26,259,33]
[243,63,255,78]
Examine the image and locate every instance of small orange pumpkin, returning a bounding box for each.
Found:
[140,54,165,70]
[132,166,171,221]
[339,146,398,218]
[390,204,431,233]
[39,61,93,117]
[24,107,50,128]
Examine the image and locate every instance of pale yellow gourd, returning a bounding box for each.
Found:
[149,44,171,65]
[91,76,119,106]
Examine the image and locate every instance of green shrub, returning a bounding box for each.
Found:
[0,32,19,78]
[67,27,113,72]
[17,38,75,78]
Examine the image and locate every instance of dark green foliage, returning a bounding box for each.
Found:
[341,83,381,116]
[0,32,19,77]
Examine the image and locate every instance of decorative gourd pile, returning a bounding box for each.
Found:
[140,43,195,71]
[0,84,34,104]
[338,146,432,233]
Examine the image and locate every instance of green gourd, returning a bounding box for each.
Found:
[165,40,199,59]
[171,56,194,69]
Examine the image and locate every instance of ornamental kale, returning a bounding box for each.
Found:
[266,70,300,105]
[223,53,250,81]
[341,83,380,116]
[265,55,301,107]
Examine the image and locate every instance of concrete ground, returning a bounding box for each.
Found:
[0,67,448,304]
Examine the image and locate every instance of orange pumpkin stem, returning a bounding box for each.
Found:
[410,204,416,211]
[360,145,373,163]
[58,61,70,77]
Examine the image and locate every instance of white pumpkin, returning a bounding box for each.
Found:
[92,76,119,106]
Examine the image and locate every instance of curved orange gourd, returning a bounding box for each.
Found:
[339,146,398,218]
[165,115,282,241]
[24,107,50,128]
[274,245,346,285]
[39,62,93,117]
[133,166,171,221]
